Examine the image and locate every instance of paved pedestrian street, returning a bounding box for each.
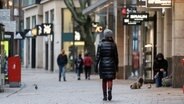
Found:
[0,69,183,104]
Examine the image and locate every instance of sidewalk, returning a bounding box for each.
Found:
[0,68,183,104]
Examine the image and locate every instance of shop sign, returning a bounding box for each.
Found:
[95,26,103,33]
[37,25,42,35]
[129,13,149,21]
[147,0,171,8]
[25,30,33,38]
[36,23,53,36]
[123,18,141,25]
[43,23,53,35]
[4,34,11,39]
[3,32,13,40]
[14,32,24,40]
[137,0,146,7]
[122,8,127,15]
[126,7,137,14]
[122,7,137,16]
[74,31,81,41]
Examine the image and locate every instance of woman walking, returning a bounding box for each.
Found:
[83,53,93,80]
[95,29,119,101]
[75,53,83,80]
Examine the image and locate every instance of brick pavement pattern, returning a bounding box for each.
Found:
[0,69,183,104]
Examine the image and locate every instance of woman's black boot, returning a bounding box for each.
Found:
[103,91,107,101]
[108,90,112,101]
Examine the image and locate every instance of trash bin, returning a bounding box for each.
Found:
[8,55,21,87]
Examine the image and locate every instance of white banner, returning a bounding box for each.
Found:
[147,0,171,8]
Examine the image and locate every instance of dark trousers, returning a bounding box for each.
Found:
[84,66,91,79]
[155,72,166,87]
[76,68,82,78]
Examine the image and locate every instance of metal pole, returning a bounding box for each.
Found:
[114,0,117,42]
[73,21,75,71]
[51,34,54,72]
[19,0,22,58]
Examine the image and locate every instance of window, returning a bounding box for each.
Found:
[50,9,54,24]
[26,17,30,29]
[22,0,37,7]
[45,11,49,23]
[32,15,36,28]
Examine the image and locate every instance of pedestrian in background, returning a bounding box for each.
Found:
[83,53,93,80]
[153,53,168,87]
[75,53,83,80]
[95,29,119,101]
[57,49,68,82]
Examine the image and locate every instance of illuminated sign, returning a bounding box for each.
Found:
[36,23,53,36]
[129,13,149,21]
[37,25,42,35]
[25,30,32,38]
[147,0,171,8]
[15,32,24,40]
[95,26,103,32]
[3,32,13,40]
[74,31,81,41]
[43,24,52,34]
[123,13,148,25]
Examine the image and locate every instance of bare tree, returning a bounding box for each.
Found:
[64,0,95,58]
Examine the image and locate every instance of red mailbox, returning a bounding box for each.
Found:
[8,55,21,87]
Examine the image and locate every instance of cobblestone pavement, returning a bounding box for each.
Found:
[0,69,183,104]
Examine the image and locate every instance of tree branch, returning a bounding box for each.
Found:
[64,0,86,24]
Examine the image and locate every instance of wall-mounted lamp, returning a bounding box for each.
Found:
[8,0,13,7]
[162,8,165,16]
[31,28,37,37]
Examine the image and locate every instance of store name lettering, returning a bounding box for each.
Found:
[130,15,148,20]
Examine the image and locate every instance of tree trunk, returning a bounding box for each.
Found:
[64,0,96,67]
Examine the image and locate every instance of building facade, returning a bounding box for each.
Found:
[22,0,184,88]
[83,0,184,88]
[22,0,98,71]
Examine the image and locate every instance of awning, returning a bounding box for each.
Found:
[82,0,112,15]
[82,0,137,15]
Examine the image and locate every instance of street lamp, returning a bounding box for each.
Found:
[5,0,13,8]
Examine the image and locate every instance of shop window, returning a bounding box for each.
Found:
[63,9,73,33]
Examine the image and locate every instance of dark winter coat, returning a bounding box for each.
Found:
[75,57,83,73]
[153,53,168,78]
[95,38,119,79]
[57,54,68,66]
